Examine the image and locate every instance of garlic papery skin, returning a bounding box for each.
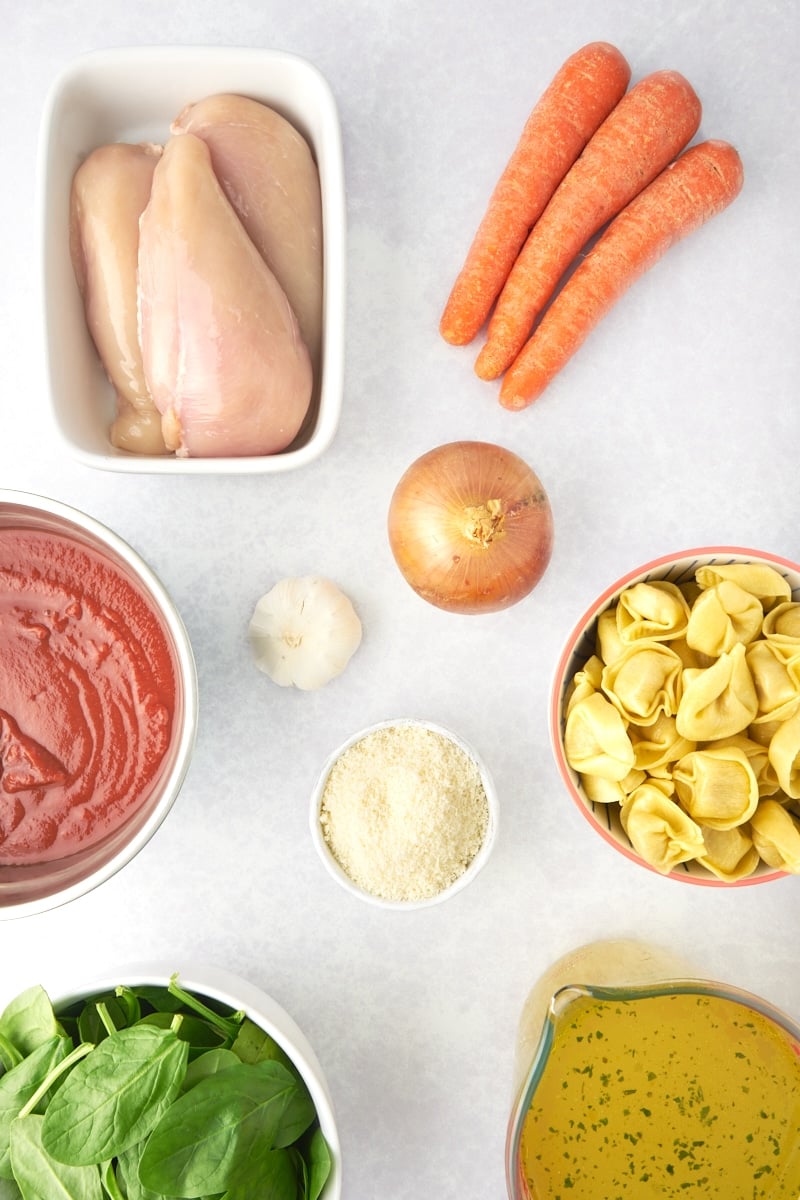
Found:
[248,576,363,690]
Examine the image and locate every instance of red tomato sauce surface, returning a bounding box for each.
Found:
[0,525,177,865]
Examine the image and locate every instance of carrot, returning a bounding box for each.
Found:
[497,140,744,411]
[439,42,631,347]
[475,70,702,381]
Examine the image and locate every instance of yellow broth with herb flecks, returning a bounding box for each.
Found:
[519,991,800,1198]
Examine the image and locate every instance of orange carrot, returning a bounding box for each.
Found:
[498,140,744,411]
[475,69,702,381]
[439,42,631,347]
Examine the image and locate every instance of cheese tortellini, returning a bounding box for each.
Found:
[686,580,763,656]
[676,643,759,741]
[564,559,800,878]
[616,581,690,643]
[564,691,635,782]
[673,746,759,830]
[620,781,706,874]
[698,824,761,882]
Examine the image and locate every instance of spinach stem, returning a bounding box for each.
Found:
[95,1002,118,1038]
[167,974,244,1042]
[18,1041,95,1118]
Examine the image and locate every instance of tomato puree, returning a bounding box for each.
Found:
[0,524,177,865]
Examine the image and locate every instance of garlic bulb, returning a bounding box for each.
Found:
[248,576,362,690]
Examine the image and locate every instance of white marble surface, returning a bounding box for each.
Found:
[1,1,799,1196]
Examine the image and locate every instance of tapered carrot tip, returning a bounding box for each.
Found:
[474,340,506,381]
[499,377,543,410]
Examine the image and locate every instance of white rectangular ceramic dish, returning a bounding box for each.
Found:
[37,45,346,473]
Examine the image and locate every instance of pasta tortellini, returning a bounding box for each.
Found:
[712,733,780,797]
[564,655,603,717]
[616,581,690,643]
[620,782,706,874]
[629,713,695,773]
[763,602,800,658]
[746,639,800,723]
[564,691,635,782]
[580,769,646,806]
[563,559,800,877]
[686,580,763,657]
[602,642,683,726]
[694,563,791,609]
[767,707,800,799]
[675,643,758,741]
[697,824,761,882]
[596,608,626,665]
[749,799,800,872]
[673,746,759,830]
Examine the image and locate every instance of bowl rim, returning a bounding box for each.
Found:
[309,716,498,910]
[0,488,199,919]
[550,545,800,888]
[37,43,346,474]
[45,960,342,1199]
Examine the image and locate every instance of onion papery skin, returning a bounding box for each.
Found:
[387,440,554,614]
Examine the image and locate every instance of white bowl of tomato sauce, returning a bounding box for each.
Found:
[0,489,197,918]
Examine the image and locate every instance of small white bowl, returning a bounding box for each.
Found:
[50,962,342,1199]
[0,490,198,918]
[310,718,498,909]
[37,45,345,473]
[551,546,800,887]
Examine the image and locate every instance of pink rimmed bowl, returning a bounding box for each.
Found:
[550,546,800,886]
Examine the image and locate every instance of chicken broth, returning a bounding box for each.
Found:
[518,989,800,1199]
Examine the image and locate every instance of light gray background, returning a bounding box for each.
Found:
[1,2,798,1196]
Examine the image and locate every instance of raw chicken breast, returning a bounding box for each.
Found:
[138,133,312,458]
[70,142,168,454]
[172,93,323,377]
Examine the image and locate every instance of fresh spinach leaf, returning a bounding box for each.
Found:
[0,990,59,1060]
[41,1025,188,1166]
[220,1147,298,1199]
[305,1128,332,1200]
[231,1020,296,1076]
[0,1037,73,1179]
[129,988,183,1015]
[115,1143,163,1200]
[76,995,136,1046]
[10,1114,102,1200]
[112,989,142,1030]
[139,1060,315,1197]
[182,1049,241,1092]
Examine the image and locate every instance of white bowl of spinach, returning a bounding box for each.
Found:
[0,963,341,1199]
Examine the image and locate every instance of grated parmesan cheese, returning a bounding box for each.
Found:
[319,723,490,902]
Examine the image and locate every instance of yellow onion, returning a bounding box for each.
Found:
[387,440,553,614]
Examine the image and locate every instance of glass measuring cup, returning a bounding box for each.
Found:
[506,941,800,1199]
